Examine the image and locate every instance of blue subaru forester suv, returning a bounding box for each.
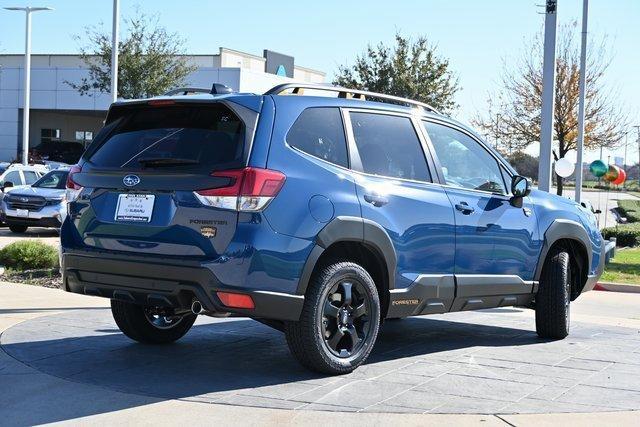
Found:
[61,83,604,374]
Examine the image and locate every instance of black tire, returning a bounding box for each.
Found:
[9,225,27,233]
[110,300,197,344]
[285,261,380,375]
[535,247,571,339]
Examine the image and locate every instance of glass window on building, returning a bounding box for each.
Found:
[41,129,61,143]
[76,131,94,145]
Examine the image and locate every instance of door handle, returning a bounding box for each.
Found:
[455,202,475,214]
[364,193,389,207]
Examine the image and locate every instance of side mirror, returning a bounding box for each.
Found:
[511,175,531,198]
[3,181,13,189]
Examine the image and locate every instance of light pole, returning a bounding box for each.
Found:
[3,6,53,165]
[111,0,120,103]
[537,0,558,192]
[634,125,640,186]
[623,131,629,173]
[574,0,588,203]
[495,113,501,149]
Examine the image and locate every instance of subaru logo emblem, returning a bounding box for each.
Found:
[123,175,140,187]
[21,197,28,202]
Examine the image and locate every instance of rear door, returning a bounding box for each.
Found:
[345,109,456,314]
[67,100,258,258]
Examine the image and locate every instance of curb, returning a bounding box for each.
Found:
[594,282,640,294]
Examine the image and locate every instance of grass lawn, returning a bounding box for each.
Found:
[601,247,640,285]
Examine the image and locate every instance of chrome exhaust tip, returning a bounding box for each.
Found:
[191,300,204,315]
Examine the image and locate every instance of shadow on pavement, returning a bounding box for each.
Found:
[1,311,541,424]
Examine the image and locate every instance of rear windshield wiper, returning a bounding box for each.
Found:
[137,157,200,167]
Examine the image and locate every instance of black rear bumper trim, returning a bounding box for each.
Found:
[62,252,303,321]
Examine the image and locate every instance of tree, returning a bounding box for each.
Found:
[67,11,196,100]
[473,23,627,195]
[334,33,460,114]
[505,151,539,181]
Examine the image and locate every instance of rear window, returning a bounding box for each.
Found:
[86,104,246,172]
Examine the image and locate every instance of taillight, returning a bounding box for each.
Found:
[194,167,285,212]
[65,164,83,202]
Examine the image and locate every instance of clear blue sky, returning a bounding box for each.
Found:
[1,0,638,161]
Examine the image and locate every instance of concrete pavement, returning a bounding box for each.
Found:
[0,226,59,249]
[557,188,640,229]
[1,283,639,425]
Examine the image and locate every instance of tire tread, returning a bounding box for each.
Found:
[536,248,570,339]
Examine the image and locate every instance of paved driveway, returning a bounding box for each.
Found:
[555,188,639,229]
[1,284,639,425]
[0,226,59,249]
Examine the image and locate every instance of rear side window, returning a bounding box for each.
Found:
[24,171,39,184]
[86,104,245,173]
[350,112,431,182]
[287,108,349,168]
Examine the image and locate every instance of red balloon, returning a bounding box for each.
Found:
[613,168,627,185]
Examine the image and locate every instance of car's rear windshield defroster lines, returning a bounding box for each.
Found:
[88,104,246,173]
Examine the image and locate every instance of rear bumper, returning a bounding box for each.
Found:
[62,251,304,321]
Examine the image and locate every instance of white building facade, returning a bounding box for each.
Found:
[0,47,325,162]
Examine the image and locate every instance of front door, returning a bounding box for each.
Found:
[345,110,457,316]
[422,120,541,307]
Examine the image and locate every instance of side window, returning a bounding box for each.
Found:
[350,112,431,182]
[4,171,21,186]
[24,171,39,185]
[423,121,507,194]
[287,108,349,168]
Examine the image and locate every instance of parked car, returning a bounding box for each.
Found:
[30,141,85,165]
[0,163,46,190]
[2,168,69,233]
[60,83,604,374]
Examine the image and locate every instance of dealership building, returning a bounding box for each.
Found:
[0,48,325,162]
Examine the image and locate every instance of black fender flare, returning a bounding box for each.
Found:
[534,219,592,283]
[296,216,397,295]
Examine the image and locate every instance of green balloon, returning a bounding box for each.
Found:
[589,160,607,177]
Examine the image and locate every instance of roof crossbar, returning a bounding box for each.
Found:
[264,83,440,114]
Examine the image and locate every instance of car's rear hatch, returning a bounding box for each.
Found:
[66,98,260,258]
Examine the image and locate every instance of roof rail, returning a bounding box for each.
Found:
[164,83,235,96]
[264,83,441,114]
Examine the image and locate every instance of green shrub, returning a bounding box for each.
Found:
[617,200,640,223]
[602,223,640,247]
[0,240,59,270]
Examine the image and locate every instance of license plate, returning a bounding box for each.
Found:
[16,209,29,218]
[115,194,155,222]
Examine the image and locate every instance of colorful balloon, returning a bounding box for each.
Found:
[613,168,627,186]
[603,165,620,182]
[589,160,607,177]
